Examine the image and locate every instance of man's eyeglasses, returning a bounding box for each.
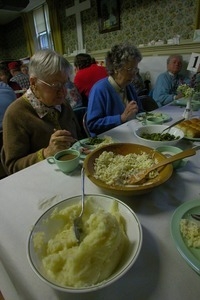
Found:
[123,67,139,73]
[37,79,67,90]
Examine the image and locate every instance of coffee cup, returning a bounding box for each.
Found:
[145,116,163,125]
[47,149,80,173]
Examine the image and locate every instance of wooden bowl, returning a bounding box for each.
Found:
[84,143,173,196]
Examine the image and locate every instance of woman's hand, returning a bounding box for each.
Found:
[43,129,75,158]
[121,100,138,123]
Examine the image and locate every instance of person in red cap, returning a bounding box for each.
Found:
[8,61,30,90]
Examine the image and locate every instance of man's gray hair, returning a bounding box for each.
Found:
[167,54,183,65]
[29,49,71,79]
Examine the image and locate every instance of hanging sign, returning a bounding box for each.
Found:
[187,52,200,72]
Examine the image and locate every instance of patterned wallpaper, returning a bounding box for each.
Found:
[60,0,197,54]
[0,18,27,60]
[0,0,197,60]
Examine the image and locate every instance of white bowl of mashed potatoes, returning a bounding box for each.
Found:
[27,194,142,293]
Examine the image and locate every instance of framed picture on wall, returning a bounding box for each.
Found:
[97,0,120,34]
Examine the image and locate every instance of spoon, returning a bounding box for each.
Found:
[191,214,200,221]
[128,147,196,185]
[160,118,185,135]
[73,167,85,243]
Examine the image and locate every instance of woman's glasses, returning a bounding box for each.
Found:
[123,67,139,73]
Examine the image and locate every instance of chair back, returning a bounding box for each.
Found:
[83,112,91,137]
[139,95,158,112]
[0,130,2,150]
[0,130,7,179]
[73,106,88,138]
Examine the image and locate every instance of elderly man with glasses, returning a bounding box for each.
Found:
[1,50,84,175]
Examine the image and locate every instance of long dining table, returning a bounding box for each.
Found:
[0,103,200,300]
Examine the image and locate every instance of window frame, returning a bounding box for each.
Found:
[33,3,54,50]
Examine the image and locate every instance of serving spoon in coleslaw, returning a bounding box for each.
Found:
[128,148,196,185]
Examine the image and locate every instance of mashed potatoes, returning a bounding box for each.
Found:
[33,197,129,288]
[180,219,200,248]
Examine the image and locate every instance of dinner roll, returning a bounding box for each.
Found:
[175,118,200,138]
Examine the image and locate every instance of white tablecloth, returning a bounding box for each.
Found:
[1,104,200,300]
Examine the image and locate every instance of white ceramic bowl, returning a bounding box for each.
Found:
[27,194,142,293]
[134,125,184,148]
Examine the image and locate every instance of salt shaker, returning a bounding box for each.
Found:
[182,98,192,119]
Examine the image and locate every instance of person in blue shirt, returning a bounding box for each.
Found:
[0,81,16,130]
[87,42,144,136]
[152,54,190,107]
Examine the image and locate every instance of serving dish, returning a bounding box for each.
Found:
[134,125,184,148]
[136,112,171,122]
[171,199,200,275]
[83,143,173,196]
[27,194,143,293]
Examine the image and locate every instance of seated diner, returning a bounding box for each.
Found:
[152,54,190,107]
[87,42,144,136]
[1,49,83,175]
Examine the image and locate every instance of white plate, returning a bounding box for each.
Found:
[72,138,95,160]
[171,199,200,274]
[184,136,200,142]
[136,112,171,122]
[172,98,200,107]
[72,137,118,160]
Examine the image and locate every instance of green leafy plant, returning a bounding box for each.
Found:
[177,84,195,98]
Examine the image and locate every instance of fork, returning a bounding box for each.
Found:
[73,167,85,243]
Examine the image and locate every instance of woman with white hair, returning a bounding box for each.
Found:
[1,49,83,174]
[86,42,144,136]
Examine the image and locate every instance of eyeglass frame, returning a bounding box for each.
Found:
[37,78,68,90]
[123,66,139,73]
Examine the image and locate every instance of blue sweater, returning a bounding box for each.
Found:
[0,82,16,130]
[87,77,143,136]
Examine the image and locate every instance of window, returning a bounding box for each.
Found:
[33,4,53,50]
